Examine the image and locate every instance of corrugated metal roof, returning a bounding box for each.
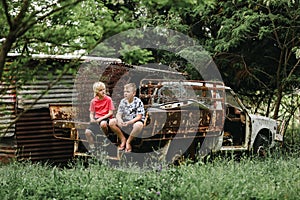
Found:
[7,53,122,63]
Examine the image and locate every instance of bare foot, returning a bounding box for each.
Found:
[118,140,126,151]
[125,142,132,152]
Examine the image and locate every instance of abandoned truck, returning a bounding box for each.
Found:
[1,54,283,164]
[50,78,284,163]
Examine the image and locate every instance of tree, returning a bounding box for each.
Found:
[122,0,300,124]
[191,0,300,121]
[1,0,80,78]
[0,0,137,135]
[0,0,138,79]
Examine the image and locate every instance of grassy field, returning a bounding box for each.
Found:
[1,150,299,200]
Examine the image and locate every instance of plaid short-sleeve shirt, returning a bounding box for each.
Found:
[118,97,145,122]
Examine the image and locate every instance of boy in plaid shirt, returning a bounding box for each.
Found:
[109,83,145,152]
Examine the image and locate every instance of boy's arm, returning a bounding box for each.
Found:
[89,112,95,122]
[116,112,124,126]
[125,114,142,125]
[116,112,123,122]
[95,110,113,123]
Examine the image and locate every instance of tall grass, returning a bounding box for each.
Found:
[1,151,299,200]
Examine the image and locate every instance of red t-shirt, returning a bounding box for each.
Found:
[89,95,115,119]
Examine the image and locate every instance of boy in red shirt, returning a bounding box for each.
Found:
[85,82,115,153]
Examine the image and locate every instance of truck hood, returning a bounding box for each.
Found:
[249,114,276,124]
[249,114,277,133]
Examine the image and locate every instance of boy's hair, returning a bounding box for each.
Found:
[93,81,106,96]
[124,83,136,93]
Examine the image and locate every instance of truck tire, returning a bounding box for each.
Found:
[253,133,270,157]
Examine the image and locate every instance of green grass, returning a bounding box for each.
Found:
[1,152,299,200]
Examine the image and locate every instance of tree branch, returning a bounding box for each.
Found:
[287,59,300,80]
[29,0,82,28]
[15,0,82,39]
[12,0,30,30]
[267,6,283,49]
[1,0,12,28]
[240,55,270,90]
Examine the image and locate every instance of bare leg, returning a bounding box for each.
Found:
[109,118,126,149]
[99,120,108,135]
[126,121,144,152]
[85,129,95,150]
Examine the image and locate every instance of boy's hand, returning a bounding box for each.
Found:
[117,120,125,127]
[123,121,133,127]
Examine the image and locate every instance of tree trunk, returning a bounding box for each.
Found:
[273,85,283,120]
[0,32,16,80]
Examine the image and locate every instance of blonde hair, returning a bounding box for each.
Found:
[124,83,136,93]
[93,81,106,97]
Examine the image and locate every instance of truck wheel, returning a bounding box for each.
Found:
[171,153,185,165]
[253,133,270,157]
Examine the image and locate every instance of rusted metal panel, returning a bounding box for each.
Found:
[0,83,16,137]
[0,66,17,161]
[12,70,76,163]
[139,79,225,136]
[49,104,90,157]
[49,104,77,121]
[15,108,74,163]
[14,61,79,163]
[0,136,17,163]
[17,74,75,109]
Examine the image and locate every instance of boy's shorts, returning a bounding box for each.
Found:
[86,118,110,136]
[120,120,144,135]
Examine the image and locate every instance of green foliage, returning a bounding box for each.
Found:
[285,124,300,148]
[1,154,299,199]
[2,0,120,55]
[192,0,300,118]
[292,47,300,59]
[120,43,154,65]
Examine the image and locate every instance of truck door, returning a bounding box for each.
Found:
[223,89,248,146]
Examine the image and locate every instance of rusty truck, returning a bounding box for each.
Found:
[49,78,284,164]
